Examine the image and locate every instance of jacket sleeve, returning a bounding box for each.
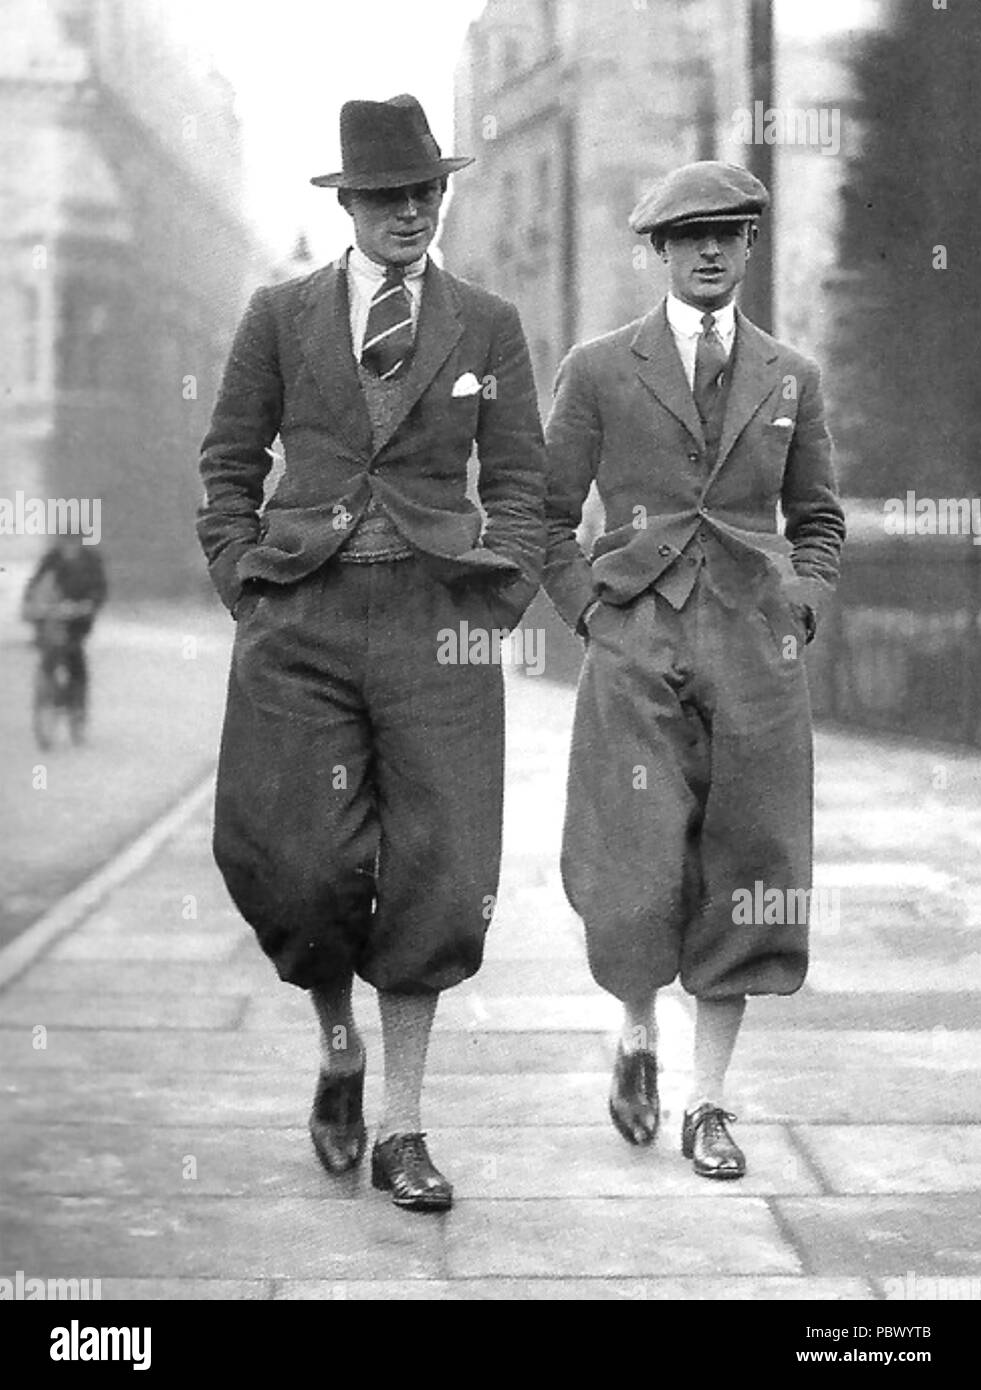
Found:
[543,344,603,631]
[781,358,846,624]
[474,300,547,627]
[198,286,283,612]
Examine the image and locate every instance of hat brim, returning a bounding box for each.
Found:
[311,156,473,189]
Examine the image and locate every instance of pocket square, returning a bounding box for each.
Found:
[770,417,794,428]
[451,372,482,397]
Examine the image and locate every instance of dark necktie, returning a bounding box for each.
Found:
[360,268,414,381]
[693,312,728,423]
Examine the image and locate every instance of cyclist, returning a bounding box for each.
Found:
[22,535,108,719]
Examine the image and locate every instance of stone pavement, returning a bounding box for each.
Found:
[0,672,979,1301]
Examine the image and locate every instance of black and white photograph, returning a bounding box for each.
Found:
[0,0,978,1350]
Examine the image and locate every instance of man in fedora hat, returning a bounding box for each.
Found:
[198,94,545,1211]
[543,161,845,1178]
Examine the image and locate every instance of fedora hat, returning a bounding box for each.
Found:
[311,93,473,190]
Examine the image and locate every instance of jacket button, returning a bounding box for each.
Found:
[688,452,700,463]
[657,544,673,557]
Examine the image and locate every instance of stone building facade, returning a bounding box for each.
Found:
[440,0,754,413]
[0,0,270,597]
[440,0,862,417]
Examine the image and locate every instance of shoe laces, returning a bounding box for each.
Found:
[390,1132,429,1164]
[698,1106,737,1140]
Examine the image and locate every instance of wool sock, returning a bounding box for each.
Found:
[311,977,364,1075]
[620,992,658,1055]
[376,989,438,1141]
[688,995,746,1109]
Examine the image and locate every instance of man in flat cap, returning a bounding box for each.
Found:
[544,161,844,1178]
[198,94,545,1211]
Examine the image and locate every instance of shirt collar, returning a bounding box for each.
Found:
[347,244,428,283]
[666,292,736,340]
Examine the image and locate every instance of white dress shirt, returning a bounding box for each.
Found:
[347,245,426,360]
[666,293,736,389]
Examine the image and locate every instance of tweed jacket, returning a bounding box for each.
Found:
[198,256,546,624]
[543,299,845,629]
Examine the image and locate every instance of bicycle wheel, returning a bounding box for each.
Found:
[69,698,87,745]
[32,669,57,750]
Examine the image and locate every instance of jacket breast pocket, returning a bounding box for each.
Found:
[759,421,794,490]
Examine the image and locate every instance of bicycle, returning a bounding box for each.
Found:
[27,599,95,750]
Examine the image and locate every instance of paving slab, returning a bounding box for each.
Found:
[12,960,274,997]
[424,1125,821,1198]
[739,991,981,1031]
[0,1027,613,1075]
[0,1069,617,1131]
[0,991,242,1030]
[0,1068,314,1129]
[731,1030,981,1072]
[442,1198,800,1277]
[0,1122,820,1200]
[871,1272,981,1301]
[0,1124,348,1200]
[774,1196,981,1277]
[271,1275,874,1300]
[795,1125,981,1194]
[0,1196,445,1280]
[241,991,620,1033]
[98,1279,274,1300]
[811,957,981,993]
[49,932,246,962]
[727,1064,980,1125]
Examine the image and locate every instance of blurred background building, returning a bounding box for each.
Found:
[0,0,272,596]
[441,0,867,408]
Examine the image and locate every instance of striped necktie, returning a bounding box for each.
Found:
[693,311,728,423]
[360,268,414,381]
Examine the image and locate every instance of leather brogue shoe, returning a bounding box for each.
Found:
[309,1062,367,1175]
[681,1102,746,1179]
[608,1041,660,1145]
[370,1132,453,1212]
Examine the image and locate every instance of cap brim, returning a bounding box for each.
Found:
[632,210,763,234]
[310,156,473,189]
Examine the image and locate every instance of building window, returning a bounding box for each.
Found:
[57,282,111,390]
[497,170,520,261]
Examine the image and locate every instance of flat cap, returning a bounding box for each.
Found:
[629,160,769,236]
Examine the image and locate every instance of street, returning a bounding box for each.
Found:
[0,665,979,1298]
[0,605,230,947]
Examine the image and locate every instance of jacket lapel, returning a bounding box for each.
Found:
[710,309,780,482]
[631,302,703,447]
[297,257,373,457]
